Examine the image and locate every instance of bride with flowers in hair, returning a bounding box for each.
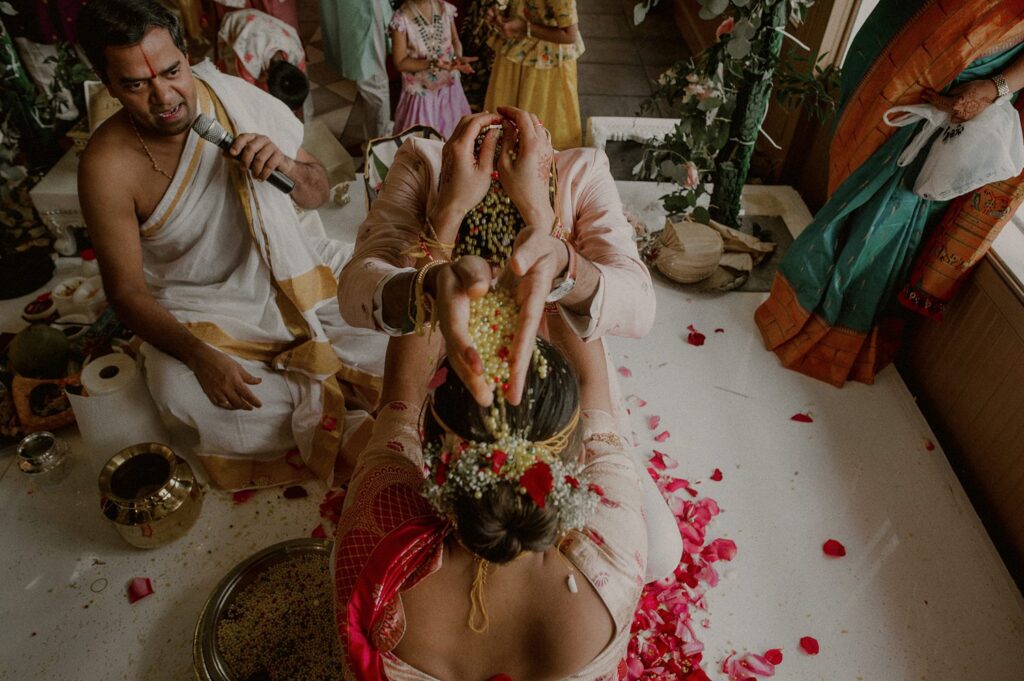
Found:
[333,307,646,680]
[332,111,650,679]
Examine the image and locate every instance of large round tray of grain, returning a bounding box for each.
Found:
[193,538,343,681]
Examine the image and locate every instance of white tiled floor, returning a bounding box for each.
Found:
[1,182,1023,680]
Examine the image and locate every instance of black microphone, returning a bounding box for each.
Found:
[191,114,295,194]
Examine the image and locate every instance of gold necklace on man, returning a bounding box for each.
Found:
[129,115,174,180]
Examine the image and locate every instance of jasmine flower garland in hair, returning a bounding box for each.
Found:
[422,433,598,534]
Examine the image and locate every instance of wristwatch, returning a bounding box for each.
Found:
[993,73,1010,99]
[546,240,577,303]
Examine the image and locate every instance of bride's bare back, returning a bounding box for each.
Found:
[394,540,616,681]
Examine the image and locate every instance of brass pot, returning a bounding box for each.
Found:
[98,442,203,549]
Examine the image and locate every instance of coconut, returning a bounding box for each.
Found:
[9,324,71,379]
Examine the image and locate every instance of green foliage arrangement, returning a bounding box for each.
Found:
[632,0,839,226]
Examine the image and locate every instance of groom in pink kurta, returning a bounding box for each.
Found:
[338,137,683,582]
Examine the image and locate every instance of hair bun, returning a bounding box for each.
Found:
[453,483,559,564]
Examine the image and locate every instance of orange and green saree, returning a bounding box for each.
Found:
[755,0,1024,387]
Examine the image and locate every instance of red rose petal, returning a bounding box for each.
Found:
[520,462,554,508]
[799,636,820,655]
[654,430,670,442]
[284,448,304,470]
[232,489,255,504]
[650,450,678,470]
[710,468,723,481]
[823,539,846,557]
[427,366,448,390]
[663,477,690,493]
[283,485,308,499]
[686,324,706,347]
[714,328,725,333]
[647,415,661,430]
[127,577,154,604]
[764,648,783,665]
[790,412,813,423]
[617,366,633,378]
[321,415,338,431]
[924,439,936,451]
[311,524,327,539]
[490,449,508,474]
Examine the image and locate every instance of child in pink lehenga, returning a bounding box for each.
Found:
[390,0,475,138]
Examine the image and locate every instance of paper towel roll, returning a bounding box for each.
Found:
[68,353,169,456]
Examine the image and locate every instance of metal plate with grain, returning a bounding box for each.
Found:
[193,538,334,681]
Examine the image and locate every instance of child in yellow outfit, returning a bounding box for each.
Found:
[484,0,584,150]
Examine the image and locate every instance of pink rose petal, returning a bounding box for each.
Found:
[650,449,679,470]
[626,394,648,408]
[823,539,846,557]
[232,489,255,504]
[710,468,723,481]
[127,577,154,604]
[427,366,448,390]
[686,324,706,347]
[799,636,820,655]
[617,366,633,378]
[654,430,671,442]
[790,412,813,423]
[648,415,661,430]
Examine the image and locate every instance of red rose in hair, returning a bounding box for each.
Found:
[490,449,508,473]
[520,462,554,508]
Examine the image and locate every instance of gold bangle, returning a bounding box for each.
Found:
[414,259,449,335]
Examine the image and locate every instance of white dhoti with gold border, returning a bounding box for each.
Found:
[138,61,385,490]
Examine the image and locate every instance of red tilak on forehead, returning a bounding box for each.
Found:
[138,45,156,78]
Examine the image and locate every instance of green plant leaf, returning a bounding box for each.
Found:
[726,36,751,59]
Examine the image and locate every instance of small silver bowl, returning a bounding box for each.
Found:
[193,539,333,681]
[98,442,203,549]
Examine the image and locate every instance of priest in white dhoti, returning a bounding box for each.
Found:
[77,0,385,490]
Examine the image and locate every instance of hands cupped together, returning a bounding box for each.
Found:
[428,108,568,407]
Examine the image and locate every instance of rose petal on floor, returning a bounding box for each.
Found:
[799,636,820,655]
[823,539,846,557]
[710,468,723,481]
[127,577,154,604]
[654,430,671,442]
[283,485,309,499]
[924,439,936,451]
[232,489,255,504]
[618,366,633,378]
[648,415,661,430]
[284,448,304,470]
[764,648,783,665]
[790,412,813,423]
[650,449,679,470]
[686,324,706,347]
[714,328,725,333]
[626,394,648,408]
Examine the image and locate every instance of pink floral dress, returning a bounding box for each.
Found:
[389,1,472,139]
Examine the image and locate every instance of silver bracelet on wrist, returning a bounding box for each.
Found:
[993,73,1010,99]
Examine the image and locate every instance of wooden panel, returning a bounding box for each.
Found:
[903,257,1024,582]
